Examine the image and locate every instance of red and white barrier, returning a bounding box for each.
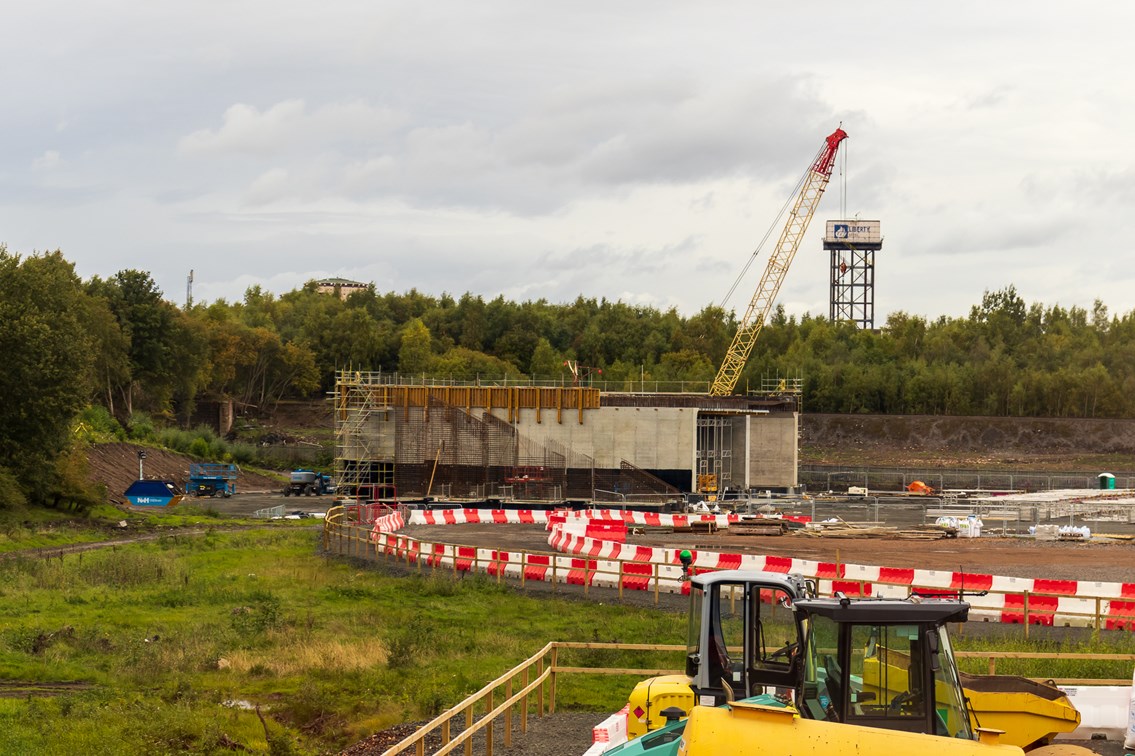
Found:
[582,705,628,756]
[364,506,1135,629]
[370,510,404,537]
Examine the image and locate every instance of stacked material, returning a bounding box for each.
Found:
[802,519,951,540]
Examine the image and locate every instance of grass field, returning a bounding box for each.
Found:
[0,527,685,754]
[3,522,1135,755]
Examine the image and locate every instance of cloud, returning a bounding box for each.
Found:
[32,150,63,170]
[171,73,835,217]
[243,168,292,206]
[177,99,407,157]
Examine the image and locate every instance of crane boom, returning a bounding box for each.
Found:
[709,127,848,396]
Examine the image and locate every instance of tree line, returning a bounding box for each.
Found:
[1,245,1130,507]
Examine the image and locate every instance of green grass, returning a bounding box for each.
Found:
[4,526,1135,754]
[953,633,1135,680]
[0,529,686,754]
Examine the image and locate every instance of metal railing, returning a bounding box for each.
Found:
[801,465,1135,493]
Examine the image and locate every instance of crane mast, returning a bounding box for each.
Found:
[709,127,848,396]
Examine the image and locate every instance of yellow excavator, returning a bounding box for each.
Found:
[605,568,1090,756]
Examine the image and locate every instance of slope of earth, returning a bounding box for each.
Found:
[86,442,284,502]
[800,413,1135,471]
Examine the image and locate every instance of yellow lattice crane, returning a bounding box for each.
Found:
[709,127,848,396]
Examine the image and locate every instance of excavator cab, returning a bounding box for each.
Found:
[794,597,973,739]
[622,570,809,740]
[685,571,810,707]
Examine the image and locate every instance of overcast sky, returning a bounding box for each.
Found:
[4,2,1133,322]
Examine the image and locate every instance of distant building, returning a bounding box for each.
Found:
[315,277,369,301]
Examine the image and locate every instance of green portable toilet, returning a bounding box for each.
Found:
[1098,473,1116,490]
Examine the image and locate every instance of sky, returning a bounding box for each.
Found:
[3,1,1134,323]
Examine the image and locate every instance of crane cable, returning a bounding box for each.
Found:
[718,141,828,311]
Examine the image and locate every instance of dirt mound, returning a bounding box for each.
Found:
[86,442,284,502]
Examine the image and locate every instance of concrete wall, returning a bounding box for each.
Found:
[749,413,798,488]
[348,403,798,492]
[494,406,698,471]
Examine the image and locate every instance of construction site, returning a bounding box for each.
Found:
[333,129,874,508]
[326,127,1135,756]
[332,375,800,504]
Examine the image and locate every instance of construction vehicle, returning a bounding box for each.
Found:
[695,473,718,501]
[710,127,847,396]
[284,469,333,497]
[187,463,237,498]
[606,568,1087,755]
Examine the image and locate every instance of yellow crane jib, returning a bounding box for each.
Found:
[710,127,848,397]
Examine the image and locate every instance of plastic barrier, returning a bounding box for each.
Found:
[584,705,628,756]
[364,507,1135,629]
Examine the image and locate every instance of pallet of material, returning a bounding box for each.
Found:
[674,521,718,534]
[802,523,950,540]
[730,521,788,536]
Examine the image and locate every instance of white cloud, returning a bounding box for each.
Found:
[178,100,407,158]
[32,150,63,170]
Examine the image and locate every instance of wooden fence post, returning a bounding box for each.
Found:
[550,646,558,714]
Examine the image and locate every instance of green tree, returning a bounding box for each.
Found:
[0,248,95,505]
[528,338,564,381]
[88,270,183,418]
[398,318,433,375]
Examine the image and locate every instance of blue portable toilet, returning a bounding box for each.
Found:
[1098,473,1116,490]
[124,480,183,507]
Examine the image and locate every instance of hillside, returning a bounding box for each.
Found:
[86,442,284,502]
[800,413,1135,471]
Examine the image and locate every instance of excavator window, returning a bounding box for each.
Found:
[688,580,801,701]
[930,625,973,739]
[801,614,841,721]
[847,624,925,726]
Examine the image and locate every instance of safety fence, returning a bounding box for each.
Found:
[322,506,1135,636]
[365,638,1135,756]
[801,465,1135,494]
[252,504,284,519]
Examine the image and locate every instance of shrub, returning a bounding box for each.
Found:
[188,437,210,458]
[126,413,156,441]
[230,592,284,636]
[0,466,28,510]
[77,406,125,441]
